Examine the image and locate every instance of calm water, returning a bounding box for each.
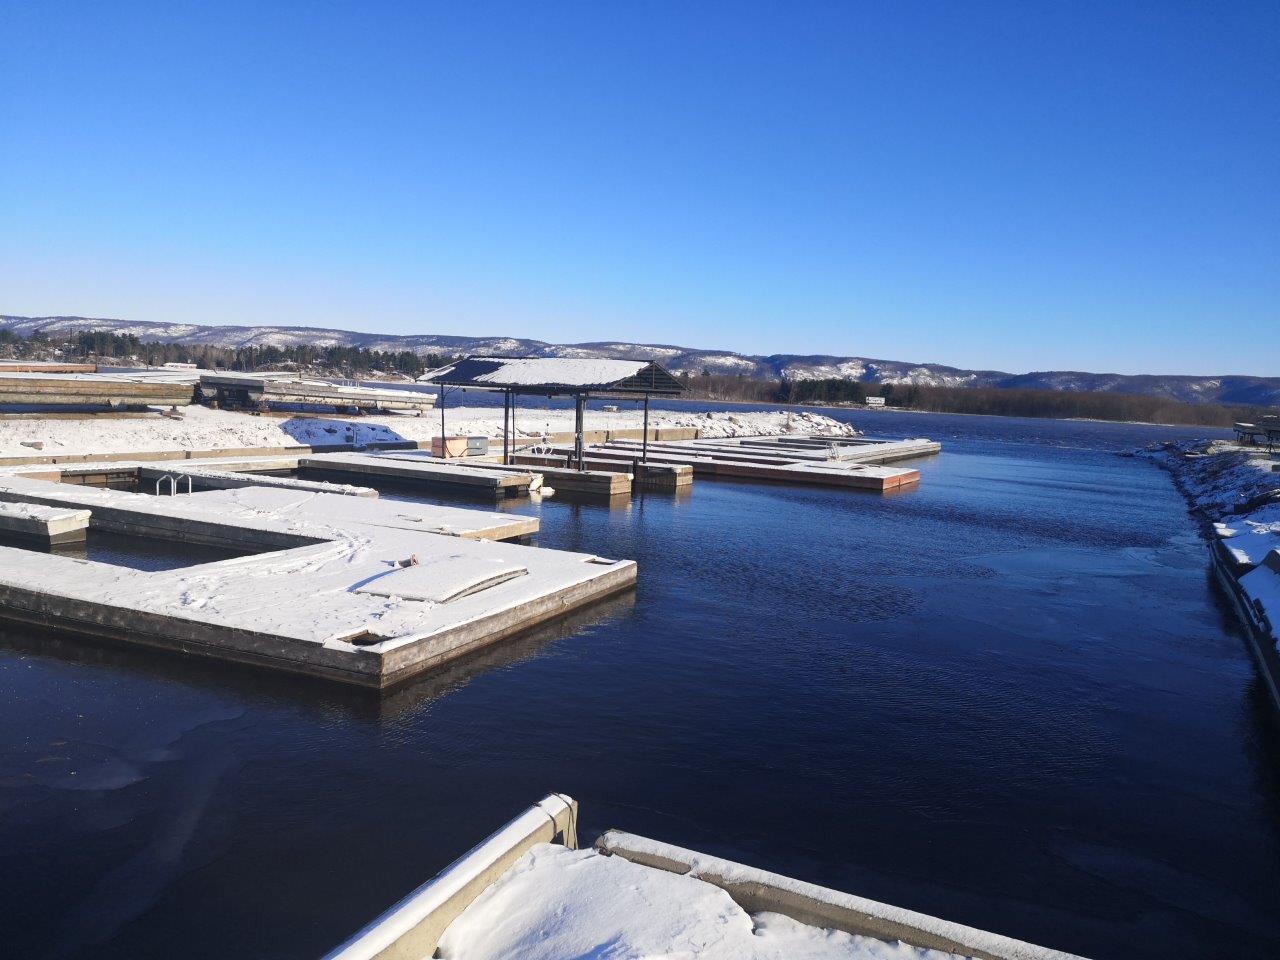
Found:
[2,409,1278,960]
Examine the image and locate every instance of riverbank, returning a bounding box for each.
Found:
[1133,439,1280,709]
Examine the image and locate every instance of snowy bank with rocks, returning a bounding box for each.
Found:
[0,406,855,459]
[1134,438,1280,662]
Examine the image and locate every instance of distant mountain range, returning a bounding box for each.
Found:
[3,314,1277,407]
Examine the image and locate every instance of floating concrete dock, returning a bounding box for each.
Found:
[512,453,693,491]
[565,434,934,492]
[458,459,627,497]
[0,474,536,543]
[0,476,632,688]
[0,501,91,544]
[2,451,542,502]
[137,464,379,497]
[200,373,437,412]
[670,434,943,464]
[370,449,631,498]
[301,452,538,498]
[325,795,1085,960]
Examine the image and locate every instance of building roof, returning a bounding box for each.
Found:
[418,356,685,396]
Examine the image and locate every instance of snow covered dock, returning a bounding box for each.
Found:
[0,501,90,544]
[366,449,635,497]
[0,476,634,687]
[511,452,694,491]
[300,451,539,498]
[570,434,938,492]
[326,795,1085,960]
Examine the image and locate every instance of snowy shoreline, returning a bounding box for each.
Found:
[1132,439,1280,686]
[0,405,856,459]
[1132,439,1280,522]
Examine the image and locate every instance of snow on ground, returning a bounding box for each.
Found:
[1135,439,1280,516]
[436,843,964,960]
[1135,438,1280,641]
[0,406,855,457]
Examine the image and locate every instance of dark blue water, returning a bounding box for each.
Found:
[2,409,1278,960]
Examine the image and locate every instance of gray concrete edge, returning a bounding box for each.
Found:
[323,794,578,960]
[594,830,1089,960]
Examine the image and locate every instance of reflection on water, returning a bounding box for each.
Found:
[0,529,248,571]
[0,591,636,724]
[1,410,1277,960]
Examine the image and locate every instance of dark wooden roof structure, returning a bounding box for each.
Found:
[420,356,685,470]
[419,356,684,397]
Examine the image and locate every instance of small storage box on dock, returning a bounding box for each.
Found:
[432,435,489,458]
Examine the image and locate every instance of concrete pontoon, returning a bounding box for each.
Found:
[511,453,693,491]
[300,452,537,498]
[664,434,943,463]
[4,452,539,501]
[369,449,633,498]
[136,464,379,497]
[0,477,631,688]
[0,475,537,543]
[565,434,934,492]
[0,501,91,544]
[324,795,1086,960]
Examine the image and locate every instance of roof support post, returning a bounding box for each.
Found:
[503,389,511,465]
[574,394,586,471]
[641,393,650,463]
[438,385,446,456]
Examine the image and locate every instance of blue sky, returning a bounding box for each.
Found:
[1,1,1276,375]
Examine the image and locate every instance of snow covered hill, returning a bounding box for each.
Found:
[3,314,1277,406]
